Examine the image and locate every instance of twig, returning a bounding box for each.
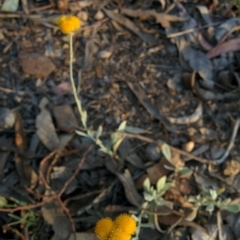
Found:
[217,210,224,240]
[154,213,165,233]
[118,132,208,164]
[167,216,184,234]
[119,118,240,165]
[57,197,76,234]
[167,21,222,38]
[212,118,240,165]
[29,4,54,13]
[21,0,29,14]
[58,145,92,197]
[0,146,92,213]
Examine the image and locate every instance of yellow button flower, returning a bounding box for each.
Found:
[114,214,137,235]
[109,227,131,240]
[95,217,114,240]
[56,15,81,34]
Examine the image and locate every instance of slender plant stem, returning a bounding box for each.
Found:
[69,33,86,129]
[69,33,113,156]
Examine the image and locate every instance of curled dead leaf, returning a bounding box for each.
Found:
[167,103,203,125]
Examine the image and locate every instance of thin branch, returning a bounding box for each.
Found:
[58,145,92,197]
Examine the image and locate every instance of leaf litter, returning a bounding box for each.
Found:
[0,0,240,240]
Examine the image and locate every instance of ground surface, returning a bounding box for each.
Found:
[0,0,240,239]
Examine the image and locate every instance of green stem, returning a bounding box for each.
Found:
[69,33,87,129]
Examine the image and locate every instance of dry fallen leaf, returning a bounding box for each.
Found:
[121,8,186,28]
[146,158,172,184]
[207,38,240,59]
[53,104,78,133]
[0,107,16,129]
[14,112,38,188]
[52,82,72,96]
[178,39,213,83]
[42,192,72,240]
[166,103,203,125]
[36,99,59,151]
[19,52,56,77]
[223,160,240,176]
[104,9,157,44]
[116,169,144,207]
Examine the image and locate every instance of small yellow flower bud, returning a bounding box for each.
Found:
[56,15,81,34]
[95,217,114,240]
[114,214,137,235]
[109,227,131,240]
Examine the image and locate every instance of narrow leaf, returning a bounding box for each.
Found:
[118,120,127,132]
[113,137,125,154]
[143,178,151,192]
[95,125,103,140]
[179,167,193,178]
[161,143,172,164]
[75,130,89,137]
[81,110,87,129]
[156,176,167,193]
[125,125,148,134]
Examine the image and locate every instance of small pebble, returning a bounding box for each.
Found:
[182,141,195,153]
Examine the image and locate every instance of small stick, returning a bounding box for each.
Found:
[167,22,222,38]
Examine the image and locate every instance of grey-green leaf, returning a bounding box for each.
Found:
[81,110,88,129]
[179,167,193,178]
[75,130,89,137]
[226,204,240,213]
[118,120,127,132]
[143,177,151,192]
[0,196,8,207]
[156,176,167,193]
[125,126,148,134]
[161,143,172,164]
[95,125,103,140]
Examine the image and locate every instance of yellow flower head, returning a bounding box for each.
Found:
[109,227,131,240]
[56,15,81,34]
[114,214,137,235]
[95,217,114,240]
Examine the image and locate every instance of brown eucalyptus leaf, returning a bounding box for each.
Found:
[116,169,144,207]
[84,38,97,70]
[14,112,37,188]
[121,8,186,28]
[104,9,157,44]
[53,104,78,133]
[197,32,213,51]
[146,158,172,184]
[42,196,72,240]
[207,38,240,59]
[36,107,59,151]
[19,52,56,77]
